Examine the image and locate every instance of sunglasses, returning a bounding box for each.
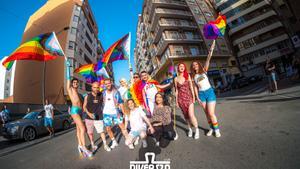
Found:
[133,76,139,78]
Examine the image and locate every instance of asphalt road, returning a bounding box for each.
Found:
[0,85,300,169]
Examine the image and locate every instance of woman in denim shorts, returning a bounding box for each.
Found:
[190,41,221,138]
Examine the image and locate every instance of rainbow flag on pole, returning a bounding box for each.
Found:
[74,64,97,83]
[102,33,130,65]
[203,15,227,39]
[2,32,64,70]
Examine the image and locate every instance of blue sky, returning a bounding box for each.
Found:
[0,0,143,85]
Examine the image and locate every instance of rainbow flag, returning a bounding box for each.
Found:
[2,32,64,70]
[3,61,14,71]
[203,15,227,39]
[74,64,97,83]
[102,33,130,65]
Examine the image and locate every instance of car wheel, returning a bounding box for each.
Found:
[63,121,70,130]
[23,127,36,141]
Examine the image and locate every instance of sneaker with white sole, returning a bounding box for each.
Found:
[128,144,134,150]
[134,137,139,146]
[215,130,221,138]
[206,129,213,136]
[103,144,111,152]
[155,141,160,147]
[188,128,193,137]
[174,132,179,140]
[194,128,200,139]
[110,140,118,149]
[142,140,148,148]
[91,145,98,152]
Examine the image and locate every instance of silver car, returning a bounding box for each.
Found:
[1,109,72,141]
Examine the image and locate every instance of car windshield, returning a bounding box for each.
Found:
[23,112,39,119]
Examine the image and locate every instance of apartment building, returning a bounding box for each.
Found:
[134,0,240,87]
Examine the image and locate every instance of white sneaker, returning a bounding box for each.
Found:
[128,144,134,150]
[215,130,221,138]
[206,129,214,137]
[134,137,139,146]
[155,141,160,147]
[194,128,200,139]
[110,140,118,149]
[91,145,98,152]
[188,128,193,137]
[103,144,111,152]
[142,140,148,148]
[174,132,179,140]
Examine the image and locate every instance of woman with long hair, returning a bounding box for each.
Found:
[174,63,199,139]
[190,41,221,137]
[151,92,176,146]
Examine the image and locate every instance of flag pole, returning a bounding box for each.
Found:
[42,27,69,105]
[128,32,133,80]
[170,59,178,140]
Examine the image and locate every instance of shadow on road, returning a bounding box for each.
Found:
[240,96,300,103]
[0,128,75,157]
[137,136,161,161]
[173,114,208,133]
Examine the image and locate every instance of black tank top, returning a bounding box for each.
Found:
[86,93,103,120]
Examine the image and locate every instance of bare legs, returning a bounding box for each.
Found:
[71,114,87,148]
[201,102,220,137]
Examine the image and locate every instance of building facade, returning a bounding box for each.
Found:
[3,0,110,104]
[213,0,296,77]
[134,0,240,87]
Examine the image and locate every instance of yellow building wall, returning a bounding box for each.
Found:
[12,0,77,104]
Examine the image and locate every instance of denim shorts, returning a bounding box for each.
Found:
[44,117,53,127]
[198,88,216,103]
[103,114,123,127]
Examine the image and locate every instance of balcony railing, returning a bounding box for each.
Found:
[155,8,192,16]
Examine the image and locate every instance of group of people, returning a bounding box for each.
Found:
[64,40,221,158]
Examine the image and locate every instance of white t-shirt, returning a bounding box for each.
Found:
[194,73,211,91]
[103,92,117,115]
[144,83,158,102]
[126,107,147,131]
[118,86,129,100]
[44,104,54,119]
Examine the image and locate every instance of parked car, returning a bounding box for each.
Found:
[248,75,263,84]
[1,109,72,141]
[230,76,249,89]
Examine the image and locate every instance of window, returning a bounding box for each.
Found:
[185,32,193,39]
[71,27,76,34]
[173,46,184,55]
[193,8,200,14]
[73,15,79,22]
[85,31,93,44]
[85,42,93,56]
[68,41,76,50]
[75,5,81,12]
[190,46,199,56]
[79,48,83,56]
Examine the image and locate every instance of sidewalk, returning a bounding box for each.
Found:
[219,78,300,98]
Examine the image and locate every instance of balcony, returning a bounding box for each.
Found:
[229,10,276,35]
[237,34,289,57]
[149,0,187,19]
[153,19,197,43]
[233,21,283,46]
[156,33,202,56]
[252,49,293,64]
[227,0,267,23]
[150,8,193,31]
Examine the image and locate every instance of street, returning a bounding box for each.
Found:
[0,84,300,169]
